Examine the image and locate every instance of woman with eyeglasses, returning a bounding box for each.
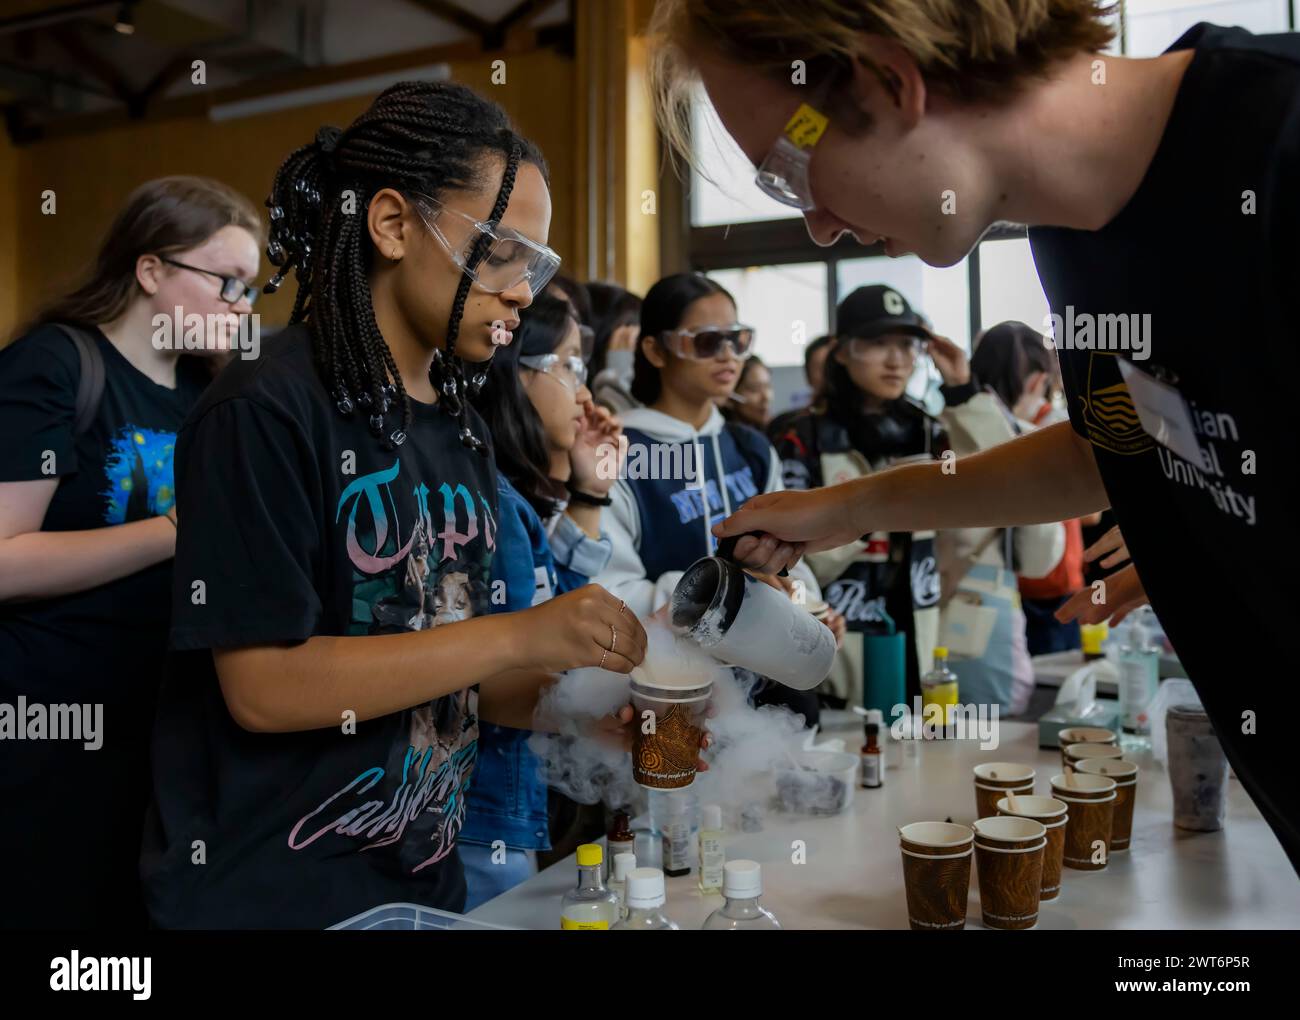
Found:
[769,285,1041,710]
[140,84,648,929]
[461,290,625,907]
[0,175,262,929]
[596,273,830,713]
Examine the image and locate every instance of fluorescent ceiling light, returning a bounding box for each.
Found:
[209,64,450,122]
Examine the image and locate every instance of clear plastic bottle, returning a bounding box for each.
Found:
[1118,608,1160,749]
[697,804,724,894]
[650,789,698,877]
[701,860,782,930]
[612,868,679,930]
[608,851,636,920]
[560,844,620,930]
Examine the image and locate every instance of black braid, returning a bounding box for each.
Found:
[432,141,520,455]
[262,82,548,452]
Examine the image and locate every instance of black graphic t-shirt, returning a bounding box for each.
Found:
[141,326,498,928]
[1030,25,1298,869]
[0,324,207,927]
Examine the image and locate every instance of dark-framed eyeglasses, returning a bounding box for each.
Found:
[659,324,755,361]
[161,257,259,307]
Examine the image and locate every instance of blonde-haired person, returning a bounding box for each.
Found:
[660,1,1298,873]
[0,176,263,928]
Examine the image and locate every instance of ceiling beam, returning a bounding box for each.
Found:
[0,0,118,35]
[49,26,134,103]
[400,0,493,42]
[15,31,509,141]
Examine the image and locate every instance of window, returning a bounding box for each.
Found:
[1123,0,1293,57]
[837,255,971,349]
[706,263,828,367]
[689,89,793,227]
[978,238,1051,338]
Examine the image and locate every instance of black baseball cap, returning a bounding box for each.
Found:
[835,285,932,340]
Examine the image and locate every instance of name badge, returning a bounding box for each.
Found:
[1116,359,1202,464]
[531,566,554,607]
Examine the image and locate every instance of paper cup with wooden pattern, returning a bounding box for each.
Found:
[972,762,1036,819]
[972,816,1047,930]
[1051,773,1116,871]
[1077,759,1138,851]
[629,679,711,790]
[1058,727,1117,768]
[898,822,973,931]
[1063,741,1125,771]
[997,794,1068,900]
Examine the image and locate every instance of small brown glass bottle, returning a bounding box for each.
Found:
[861,723,883,788]
[606,812,635,877]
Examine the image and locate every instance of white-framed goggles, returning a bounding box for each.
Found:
[412,193,561,295]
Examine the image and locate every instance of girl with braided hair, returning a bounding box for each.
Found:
[143,82,648,928]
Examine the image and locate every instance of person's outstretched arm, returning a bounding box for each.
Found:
[714,420,1109,574]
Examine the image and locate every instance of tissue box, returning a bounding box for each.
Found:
[1037,700,1122,750]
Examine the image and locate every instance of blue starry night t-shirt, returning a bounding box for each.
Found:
[142,326,498,928]
[0,323,208,700]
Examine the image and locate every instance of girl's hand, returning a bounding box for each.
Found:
[1054,563,1150,627]
[1083,525,1130,569]
[607,323,639,353]
[925,332,970,387]
[520,584,646,674]
[822,608,847,648]
[569,398,625,496]
[591,703,713,773]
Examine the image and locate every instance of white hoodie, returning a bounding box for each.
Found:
[596,405,821,618]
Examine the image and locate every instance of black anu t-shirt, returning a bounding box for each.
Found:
[142,326,498,928]
[1030,24,1299,870]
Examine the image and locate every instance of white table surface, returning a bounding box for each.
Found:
[465,721,1299,930]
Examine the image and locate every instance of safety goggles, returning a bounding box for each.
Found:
[161,258,259,307]
[754,73,838,211]
[412,194,561,296]
[519,353,588,393]
[842,334,927,360]
[659,324,755,361]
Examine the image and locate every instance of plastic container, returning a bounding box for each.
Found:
[774,749,858,815]
[329,903,516,930]
[1148,678,1201,767]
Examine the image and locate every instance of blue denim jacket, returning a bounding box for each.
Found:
[459,476,611,851]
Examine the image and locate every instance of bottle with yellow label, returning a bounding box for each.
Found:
[921,647,960,736]
[560,844,620,930]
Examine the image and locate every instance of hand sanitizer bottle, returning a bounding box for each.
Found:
[697,804,724,894]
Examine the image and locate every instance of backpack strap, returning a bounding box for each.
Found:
[54,324,106,436]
